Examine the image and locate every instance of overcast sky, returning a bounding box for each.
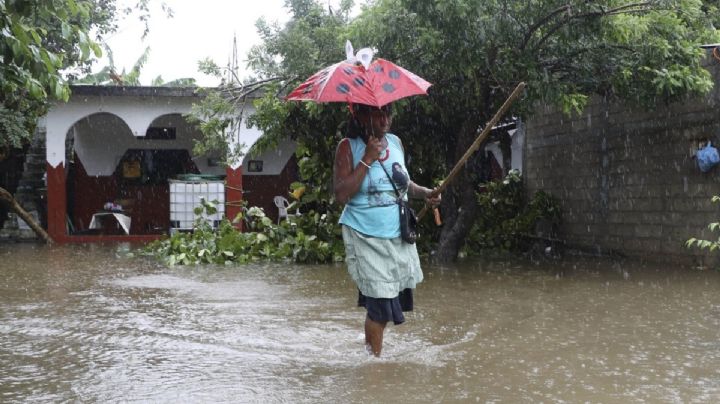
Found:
[95,1,291,86]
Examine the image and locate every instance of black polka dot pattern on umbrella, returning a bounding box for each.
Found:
[389,70,400,79]
[374,65,384,73]
[337,83,351,94]
[382,83,395,93]
[352,77,365,87]
[343,67,354,75]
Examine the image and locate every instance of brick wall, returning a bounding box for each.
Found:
[524,64,720,266]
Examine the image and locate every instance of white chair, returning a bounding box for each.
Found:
[273,196,290,224]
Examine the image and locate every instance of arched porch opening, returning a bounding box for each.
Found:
[64,112,229,236]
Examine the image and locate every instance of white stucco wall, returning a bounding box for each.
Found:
[509,127,524,173]
[242,138,297,176]
[485,141,504,171]
[69,112,224,176]
[43,89,291,176]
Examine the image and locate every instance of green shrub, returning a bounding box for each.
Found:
[144,197,345,266]
[465,170,561,253]
[686,195,720,252]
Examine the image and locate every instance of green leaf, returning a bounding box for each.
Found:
[61,22,71,39]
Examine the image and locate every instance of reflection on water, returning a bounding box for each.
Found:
[2,243,720,402]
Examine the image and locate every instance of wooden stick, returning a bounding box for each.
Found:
[0,186,53,244]
[417,82,526,221]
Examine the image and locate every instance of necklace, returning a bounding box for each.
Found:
[378,148,390,162]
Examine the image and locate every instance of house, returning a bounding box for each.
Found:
[40,85,297,243]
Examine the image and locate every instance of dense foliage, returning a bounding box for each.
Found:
[191,0,719,261]
[0,0,169,151]
[465,170,561,253]
[1,0,104,149]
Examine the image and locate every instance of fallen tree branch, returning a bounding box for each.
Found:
[0,186,52,244]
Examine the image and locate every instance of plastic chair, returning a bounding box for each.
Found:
[273,196,290,224]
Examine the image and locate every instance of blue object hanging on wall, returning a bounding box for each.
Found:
[697,141,720,172]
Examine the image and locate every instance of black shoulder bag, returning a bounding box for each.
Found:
[379,162,418,244]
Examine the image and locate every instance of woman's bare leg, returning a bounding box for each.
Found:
[364,315,387,357]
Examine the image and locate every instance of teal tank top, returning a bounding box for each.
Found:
[339,133,411,238]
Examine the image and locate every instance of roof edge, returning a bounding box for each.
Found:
[69,85,211,98]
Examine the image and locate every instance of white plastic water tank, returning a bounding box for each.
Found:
[169,177,225,231]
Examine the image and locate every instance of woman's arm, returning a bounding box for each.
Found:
[333,137,383,204]
[408,182,430,199]
[408,181,442,206]
[396,136,441,206]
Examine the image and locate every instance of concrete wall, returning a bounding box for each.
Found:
[524,66,720,266]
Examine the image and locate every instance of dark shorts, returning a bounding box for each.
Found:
[358,288,414,325]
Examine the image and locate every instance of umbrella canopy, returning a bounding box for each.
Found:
[286,58,431,107]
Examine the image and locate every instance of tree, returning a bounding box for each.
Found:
[0,0,110,150]
[73,45,197,86]
[193,0,354,178]
[198,0,719,261]
[0,0,171,151]
[348,0,719,261]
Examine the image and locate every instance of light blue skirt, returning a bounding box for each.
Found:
[342,225,423,299]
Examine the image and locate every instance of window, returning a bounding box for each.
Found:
[143,127,176,140]
[247,160,263,172]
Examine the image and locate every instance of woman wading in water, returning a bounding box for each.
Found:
[333,103,441,357]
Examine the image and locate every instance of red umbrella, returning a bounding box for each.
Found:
[286,58,431,107]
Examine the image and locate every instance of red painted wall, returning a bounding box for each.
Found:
[70,157,169,234]
[46,162,66,240]
[68,159,117,231]
[242,156,298,223]
[225,166,243,230]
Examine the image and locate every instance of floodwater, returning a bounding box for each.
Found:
[1,244,720,403]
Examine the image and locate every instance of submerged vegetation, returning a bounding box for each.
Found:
[146,173,560,266]
[145,193,345,266]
